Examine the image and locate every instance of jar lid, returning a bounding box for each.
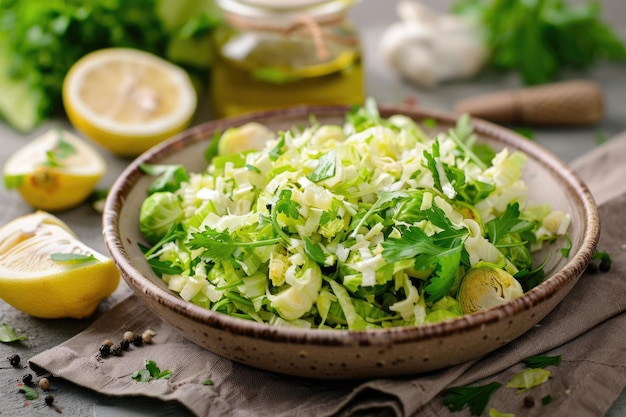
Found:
[216,0,356,19]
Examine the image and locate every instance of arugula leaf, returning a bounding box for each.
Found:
[448,114,487,170]
[307,151,336,182]
[140,163,189,195]
[344,97,382,134]
[142,223,186,258]
[522,354,562,368]
[204,131,221,164]
[50,253,98,263]
[188,227,281,262]
[560,234,572,258]
[0,323,26,342]
[422,140,462,200]
[245,164,262,174]
[350,190,407,237]
[269,133,286,161]
[443,381,502,416]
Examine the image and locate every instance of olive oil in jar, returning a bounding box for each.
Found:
[210,0,364,118]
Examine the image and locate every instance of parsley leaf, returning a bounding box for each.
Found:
[132,360,172,382]
[382,226,463,302]
[522,354,562,368]
[307,151,336,182]
[453,0,626,85]
[275,189,300,219]
[486,203,534,246]
[443,381,502,416]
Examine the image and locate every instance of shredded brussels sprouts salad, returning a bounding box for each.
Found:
[138,101,571,329]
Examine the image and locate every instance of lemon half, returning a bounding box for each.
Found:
[62,47,197,157]
[3,128,106,212]
[0,211,120,319]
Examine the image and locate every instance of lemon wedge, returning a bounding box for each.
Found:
[0,211,120,319]
[3,128,106,212]
[62,47,197,157]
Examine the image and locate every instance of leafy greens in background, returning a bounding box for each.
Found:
[452,0,626,85]
[0,0,221,133]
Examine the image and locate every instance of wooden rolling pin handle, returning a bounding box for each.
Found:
[454,80,604,126]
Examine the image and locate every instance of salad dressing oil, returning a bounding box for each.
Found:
[210,0,364,118]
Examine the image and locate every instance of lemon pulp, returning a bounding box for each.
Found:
[62,47,197,157]
[0,211,120,319]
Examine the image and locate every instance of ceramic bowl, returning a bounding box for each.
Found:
[103,104,599,379]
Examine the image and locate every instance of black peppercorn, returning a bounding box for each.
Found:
[586,261,598,274]
[99,344,111,356]
[132,335,143,347]
[22,373,33,386]
[599,259,611,272]
[120,339,130,350]
[45,395,55,406]
[523,395,535,408]
[7,354,20,367]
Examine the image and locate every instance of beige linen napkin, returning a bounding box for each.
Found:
[30,134,626,417]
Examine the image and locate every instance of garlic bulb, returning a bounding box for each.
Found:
[380,1,488,88]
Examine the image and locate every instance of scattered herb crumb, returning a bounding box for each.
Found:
[542,394,554,405]
[202,379,214,386]
[506,368,551,393]
[131,360,172,382]
[592,250,613,272]
[443,381,502,416]
[594,131,608,145]
[522,354,562,368]
[422,118,437,129]
[488,407,515,417]
[19,385,39,400]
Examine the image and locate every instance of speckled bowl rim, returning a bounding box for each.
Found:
[103,104,600,348]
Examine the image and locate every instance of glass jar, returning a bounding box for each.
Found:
[210,0,364,118]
